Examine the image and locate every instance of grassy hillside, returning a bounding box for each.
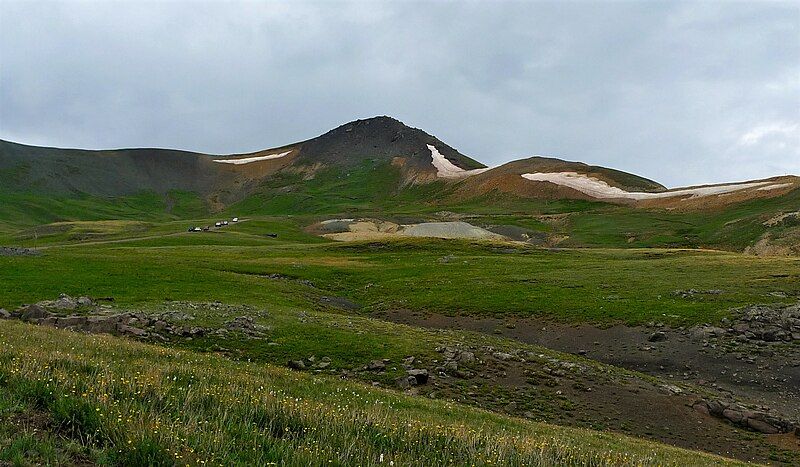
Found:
[2,216,797,465]
[0,191,208,231]
[0,321,742,466]
[2,218,798,325]
[2,130,798,256]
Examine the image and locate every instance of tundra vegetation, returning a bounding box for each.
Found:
[1,122,799,465]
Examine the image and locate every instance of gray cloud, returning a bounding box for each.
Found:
[1,0,798,187]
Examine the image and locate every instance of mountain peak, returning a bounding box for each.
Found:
[293,116,486,171]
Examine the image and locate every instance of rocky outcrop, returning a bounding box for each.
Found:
[0,246,40,256]
[17,294,96,311]
[672,289,723,299]
[693,399,796,435]
[15,304,49,321]
[13,307,153,338]
[366,360,386,371]
[287,356,332,372]
[5,297,281,347]
[694,302,800,344]
[407,369,428,384]
[223,316,268,338]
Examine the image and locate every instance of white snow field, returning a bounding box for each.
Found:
[428,145,490,179]
[756,183,794,191]
[520,172,787,200]
[213,150,292,165]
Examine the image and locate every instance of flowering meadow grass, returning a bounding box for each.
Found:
[0,321,744,466]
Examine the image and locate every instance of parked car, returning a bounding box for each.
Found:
[232,217,239,222]
[266,233,278,238]
[215,222,221,227]
[203,226,210,231]
[188,226,196,232]
[222,220,229,225]
[193,227,202,232]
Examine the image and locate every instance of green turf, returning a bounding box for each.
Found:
[2,220,797,326]
[0,321,744,466]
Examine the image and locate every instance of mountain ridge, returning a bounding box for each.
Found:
[1,116,797,213]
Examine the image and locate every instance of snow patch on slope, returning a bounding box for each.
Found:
[428,145,489,179]
[213,150,292,165]
[520,172,783,200]
[756,183,793,191]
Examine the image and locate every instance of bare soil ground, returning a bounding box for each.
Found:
[378,308,800,464]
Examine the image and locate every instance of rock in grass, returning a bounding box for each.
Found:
[0,246,39,256]
[367,360,386,371]
[407,369,428,384]
[18,304,51,322]
[397,376,418,388]
[287,360,306,370]
[456,351,476,363]
[117,324,148,337]
[52,294,78,310]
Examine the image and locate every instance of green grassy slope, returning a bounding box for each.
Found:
[0,190,208,232]
[2,131,798,255]
[1,219,797,325]
[0,321,743,466]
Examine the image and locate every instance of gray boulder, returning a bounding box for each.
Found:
[366,360,386,371]
[456,351,475,363]
[648,331,668,342]
[19,304,51,322]
[287,360,306,370]
[86,316,119,334]
[397,375,418,388]
[117,324,148,337]
[747,418,779,434]
[52,295,78,310]
[407,369,429,384]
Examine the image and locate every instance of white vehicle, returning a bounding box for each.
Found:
[222,220,229,225]
[215,222,221,227]
[193,227,202,232]
[232,217,239,222]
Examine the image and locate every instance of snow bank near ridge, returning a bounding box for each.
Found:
[520,172,783,200]
[213,150,292,165]
[428,145,490,179]
[757,183,794,191]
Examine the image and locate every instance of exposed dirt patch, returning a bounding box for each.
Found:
[381,308,800,418]
[378,307,800,464]
[310,218,506,242]
[406,342,796,464]
[8,409,53,434]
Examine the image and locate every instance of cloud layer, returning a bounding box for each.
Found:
[1,1,798,186]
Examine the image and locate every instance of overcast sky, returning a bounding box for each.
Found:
[1,1,798,187]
